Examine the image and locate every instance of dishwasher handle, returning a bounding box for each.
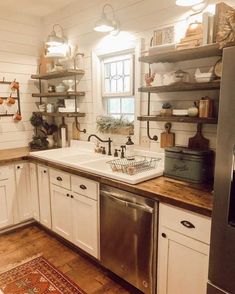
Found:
[101,190,154,214]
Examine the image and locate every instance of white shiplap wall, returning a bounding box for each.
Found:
[0,9,41,149]
[42,0,233,151]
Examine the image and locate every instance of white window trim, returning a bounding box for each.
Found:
[101,54,134,98]
[91,39,143,145]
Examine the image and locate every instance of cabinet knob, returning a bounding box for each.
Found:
[180,220,195,229]
[71,195,74,199]
[44,170,47,174]
[57,176,63,182]
[17,166,20,169]
[161,233,167,238]
[80,184,87,190]
[66,194,70,197]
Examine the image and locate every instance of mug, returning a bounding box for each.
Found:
[6,96,15,105]
[13,113,22,121]
[10,81,19,90]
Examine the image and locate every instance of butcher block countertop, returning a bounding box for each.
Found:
[0,147,213,217]
[0,147,29,163]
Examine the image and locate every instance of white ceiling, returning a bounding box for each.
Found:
[0,0,77,17]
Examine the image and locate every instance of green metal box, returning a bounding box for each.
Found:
[164,147,214,184]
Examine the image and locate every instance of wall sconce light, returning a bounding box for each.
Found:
[94,4,119,34]
[45,24,70,58]
[46,24,67,46]
[176,0,205,7]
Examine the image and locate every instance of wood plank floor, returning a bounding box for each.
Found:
[0,225,134,294]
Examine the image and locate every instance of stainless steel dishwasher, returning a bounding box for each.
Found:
[100,184,157,294]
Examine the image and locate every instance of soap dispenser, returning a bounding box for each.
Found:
[126,136,135,160]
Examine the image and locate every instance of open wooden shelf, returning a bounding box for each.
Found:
[139,80,221,93]
[34,112,85,118]
[31,69,85,80]
[32,92,85,98]
[139,43,222,64]
[137,115,218,124]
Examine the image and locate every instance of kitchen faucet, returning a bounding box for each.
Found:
[88,134,112,156]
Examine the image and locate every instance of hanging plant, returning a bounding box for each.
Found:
[30,112,43,127]
[96,116,134,135]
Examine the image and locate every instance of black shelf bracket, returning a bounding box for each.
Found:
[75,117,86,134]
[146,92,158,142]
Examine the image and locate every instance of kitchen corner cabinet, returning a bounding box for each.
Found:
[157,204,211,294]
[49,169,99,258]
[29,163,40,221]
[37,165,51,229]
[15,163,33,222]
[0,166,15,229]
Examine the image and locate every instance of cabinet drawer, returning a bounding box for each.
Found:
[71,175,99,200]
[0,165,13,180]
[159,204,211,244]
[50,169,71,190]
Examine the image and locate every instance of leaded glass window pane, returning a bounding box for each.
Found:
[102,54,134,123]
[102,54,133,96]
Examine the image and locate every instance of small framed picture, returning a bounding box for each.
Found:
[153,26,175,46]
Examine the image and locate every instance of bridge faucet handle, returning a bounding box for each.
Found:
[120,145,126,158]
[101,146,106,155]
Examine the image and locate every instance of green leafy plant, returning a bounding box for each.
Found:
[96,116,134,134]
[29,113,58,150]
[42,122,58,135]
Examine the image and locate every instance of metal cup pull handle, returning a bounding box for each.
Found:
[180,220,195,229]
[80,184,87,190]
[57,176,63,181]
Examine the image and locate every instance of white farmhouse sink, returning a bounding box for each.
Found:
[30,141,164,184]
[80,158,113,171]
[60,153,102,164]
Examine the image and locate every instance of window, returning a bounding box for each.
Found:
[102,54,135,122]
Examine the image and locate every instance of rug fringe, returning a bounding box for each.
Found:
[0,253,43,274]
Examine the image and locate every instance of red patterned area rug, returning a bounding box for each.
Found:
[0,255,86,294]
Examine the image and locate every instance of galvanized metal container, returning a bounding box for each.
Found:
[164,147,214,184]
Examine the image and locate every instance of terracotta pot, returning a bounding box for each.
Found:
[6,96,15,105]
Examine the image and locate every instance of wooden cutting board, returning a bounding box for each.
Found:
[188,123,209,150]
[72,120,80,140]
[161,123,175,148]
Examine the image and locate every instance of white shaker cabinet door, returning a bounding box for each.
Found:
[37,165,51,229]
[72,192,99,259]
[15,163,33,222]
[157,227,209,294]
[0,178,14,229]
[50,184,72,242]
[29,163,40,221]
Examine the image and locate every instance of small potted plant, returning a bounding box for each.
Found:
[160,103,173,117]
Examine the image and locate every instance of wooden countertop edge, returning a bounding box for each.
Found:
[29,156,213,217]
[0,148,213,217]
[0,147,29,163]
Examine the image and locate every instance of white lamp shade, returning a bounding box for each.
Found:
[176,0,204,7]
[94,17,116,32]
[46,31,65,46]
[46,44,69,57]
